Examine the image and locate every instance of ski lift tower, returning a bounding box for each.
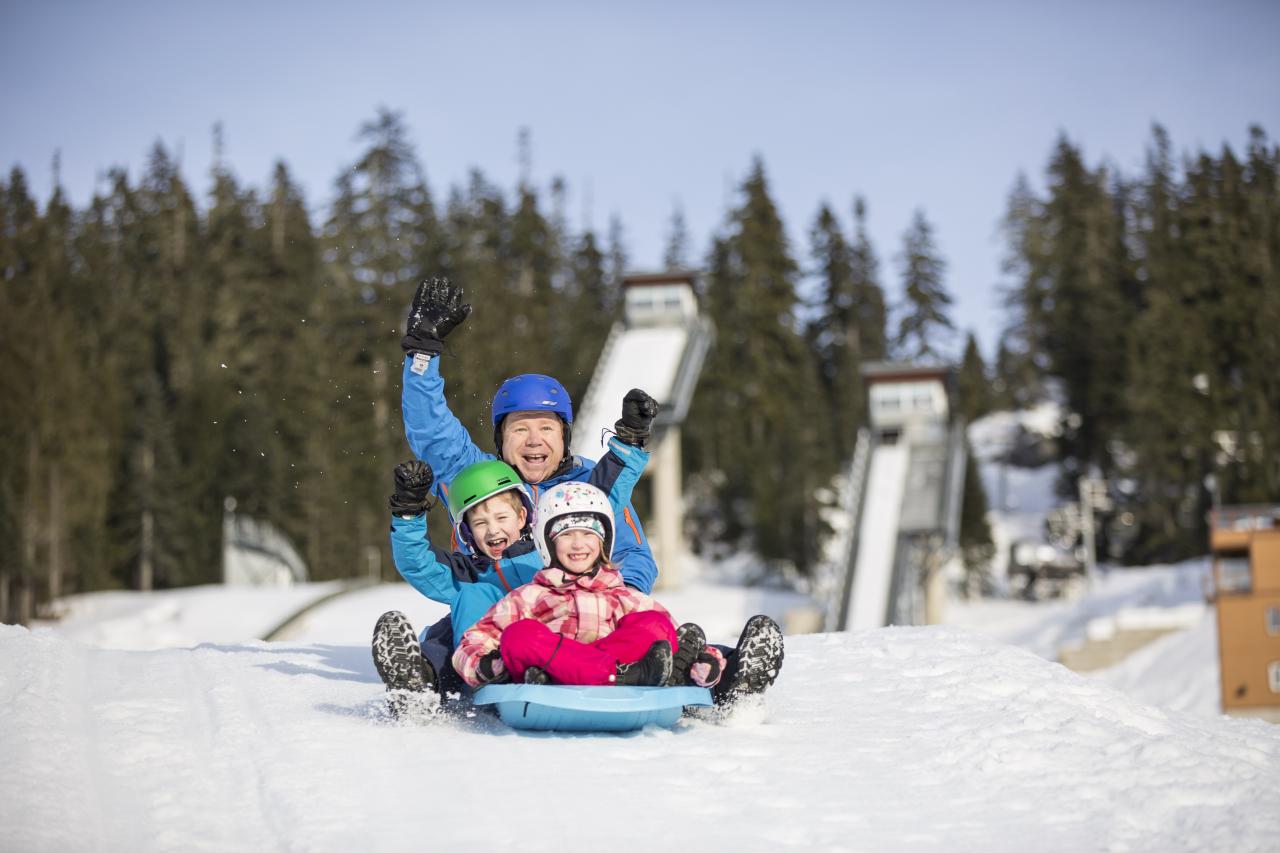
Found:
[575,271,713,589]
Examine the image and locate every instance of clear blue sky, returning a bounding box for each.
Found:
[3,1,1278,359]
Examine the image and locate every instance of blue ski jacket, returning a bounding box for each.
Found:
[389,518,541,647]
[402,353,659,594]
[390,428,651,646]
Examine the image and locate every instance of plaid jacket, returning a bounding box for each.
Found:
[453,564,669,688]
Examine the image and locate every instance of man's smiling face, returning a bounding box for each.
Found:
[501,412,566,484]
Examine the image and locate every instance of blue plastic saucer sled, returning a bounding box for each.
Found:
[472,684,713,732]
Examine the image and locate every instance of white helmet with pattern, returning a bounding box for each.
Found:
[533,481,615,566]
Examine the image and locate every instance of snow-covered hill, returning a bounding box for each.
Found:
[4,619,1278,852]
[5,403,1271,851]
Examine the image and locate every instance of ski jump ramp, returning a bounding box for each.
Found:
[574,324,701,461]
[573,273,713,588]
[834,363,968,631]
[844,442,909,631]
[574,273,712,460]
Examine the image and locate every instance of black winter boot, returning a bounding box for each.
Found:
[712,615,784,706]
[613,640,673,686]
[668,623,707,686]
[372,611,440,717]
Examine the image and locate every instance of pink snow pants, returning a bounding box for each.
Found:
[498,611,678,686]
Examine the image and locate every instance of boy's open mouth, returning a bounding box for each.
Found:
[485,534,510,556]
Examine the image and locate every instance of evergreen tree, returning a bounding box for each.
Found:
[849,197,888,362]
[686,158,835,573]
[320,108,441,578]
[663,202,691,269]
[1120,127,1213,559]
[994,174,1046,409]
[439,169,515,438]
[1003,137,1135,480]
[96,156,195,590]
[5,113,1274,607]
[562,228,614,401]
[955,332,993,423]
[1123,130,1280,560]
[893,209,954,362]
[0,169,53,617]
[509,180,559,373]
[259,163,330,573]
[807,201,865,461]
[958,443,994,592]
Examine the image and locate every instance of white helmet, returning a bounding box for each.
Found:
[533,481,615,566]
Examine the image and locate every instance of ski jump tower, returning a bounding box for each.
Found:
[575,271,713,590]
[828,363,968,631]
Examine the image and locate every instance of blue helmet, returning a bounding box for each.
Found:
[491,374,574,458]
[491,374,574,425]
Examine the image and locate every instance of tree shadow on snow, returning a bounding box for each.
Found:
[193,641,379,684]
[257,644,380,683]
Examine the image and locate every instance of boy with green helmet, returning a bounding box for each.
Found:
[445,459,533,558]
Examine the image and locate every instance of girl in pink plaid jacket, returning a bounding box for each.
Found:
[453,481,726,689]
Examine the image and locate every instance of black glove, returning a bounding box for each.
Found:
[388,460,438,516]
[477,649,509,685]
[402,277,472,355]
[613,388,659,448]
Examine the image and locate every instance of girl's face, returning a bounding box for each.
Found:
[553,529,602,574]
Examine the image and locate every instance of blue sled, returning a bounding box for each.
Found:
[472,684,713,732]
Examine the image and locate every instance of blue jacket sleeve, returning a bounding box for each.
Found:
[587,437,650,519]
[389,514,481,604]
[612,502,657,594]
[580,438,657,594]
[401,354,493,506]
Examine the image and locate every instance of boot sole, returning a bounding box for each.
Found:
[721,615,784,703]
[669,623,707,686]
[372,611,437,694]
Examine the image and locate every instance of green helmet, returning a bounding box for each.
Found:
[446,459,534,552]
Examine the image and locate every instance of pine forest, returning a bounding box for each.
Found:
[2,110,1277,623]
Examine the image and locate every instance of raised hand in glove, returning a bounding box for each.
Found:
[476,649,510,685]
[613,388,659,448]
[402,277,472,355]
[388,459,438,516]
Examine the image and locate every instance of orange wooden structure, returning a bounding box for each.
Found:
[1209,506,1280,718]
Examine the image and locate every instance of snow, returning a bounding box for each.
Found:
[6,608,1280,851]
[7,403,1278,850]
[945,559,1225,718]
[32,581,348,650]
[575,325,689,460]
[7,555,1280,851]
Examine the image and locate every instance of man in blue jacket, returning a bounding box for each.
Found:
[400,278,657,593]
[397,278,782,707]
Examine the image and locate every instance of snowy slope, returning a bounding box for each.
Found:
[5,620,1279,852]
[945,558,1223,716]
[33,581,349,650]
